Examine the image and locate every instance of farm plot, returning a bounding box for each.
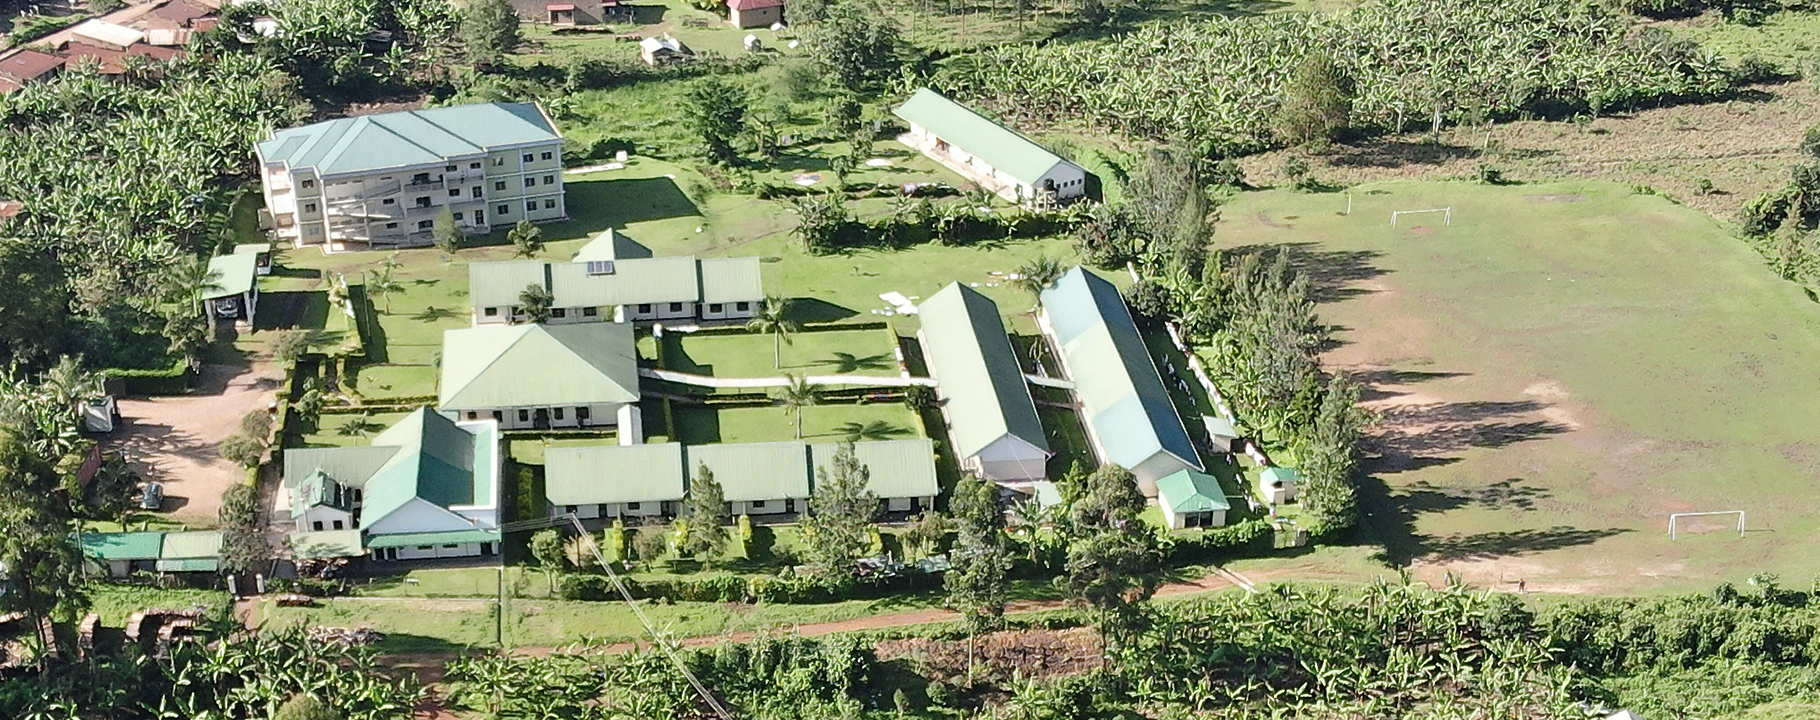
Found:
[1215,179,1820,594]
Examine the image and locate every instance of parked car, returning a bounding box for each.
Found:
[139,482,164,510]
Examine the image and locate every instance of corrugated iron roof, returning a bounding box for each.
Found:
[545,442,686,505]
[1155,469,1230,514]
[257,103,560,177]
[892,89,1074,188]
[686,441,808,502]
[438,323,640,410]
[917,283,1048,459]
[809,439,938,499]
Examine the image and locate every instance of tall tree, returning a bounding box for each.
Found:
[791,194,850,254]
[462,0,521,69]
[366,268,404,315]
[777,374,820,439]
[745,296,801,368]
[0,428,83,648]
[518,283,553,324]
[946,475,1009,632]
[530,528,564,594]
[1274,51,1356,148]
[804,1,902,88]
[1297,374,1366,537]
[433,206,464,253]
[1065,465,1161,642]
[683,77,750,166]
[804,441,877,578]
[1012,256,1064,306]
[219,483,267,575]
[682,463,729,560]
[509,220,544,258]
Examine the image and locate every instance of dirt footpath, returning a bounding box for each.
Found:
[111,363,280,524]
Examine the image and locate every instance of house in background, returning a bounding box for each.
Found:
[893,88,1089,206]
[256,102,566,252]
[203,244,262,328]
[545,443,687,520]
[1040,267,1201,496]
[727,0,784,28]
[467,254,764,325]
[1154,469,1230,529]
[640,36,692,66]
[0,49,64,93]
[280,408,502,561]
[510,0,608,24]
[438,323,641,431]
[0,0,221,93]
[80,530,226,577]
[917,283,1051,482]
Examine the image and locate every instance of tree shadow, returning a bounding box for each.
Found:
[1231,242,1389,304]
[411,306,463,323]
[1348,368,1469,403]
[821,352,894,373]
[1326,139,1487,169]
[785,298,858,324]
[1424,526,1633,562]
[1353,475,1570,565]
[828,420,912,441]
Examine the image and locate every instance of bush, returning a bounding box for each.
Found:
[1475,162,1505,185]
[1159,519,1274,564]
[1735,54,1787,84]
[106,358,194,396]
[219,434,267,468]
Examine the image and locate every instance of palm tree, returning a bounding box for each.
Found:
[168,255,225,334]
[776,374,820,439]
[40,356,101,418]
[366,268,404,315]
[745,296,801,368]
[509,220,543,258]
[518,283,553,324]
[293,377,326,430]
[1013,256,1065,306]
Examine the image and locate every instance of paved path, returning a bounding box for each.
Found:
[640,367,936,388]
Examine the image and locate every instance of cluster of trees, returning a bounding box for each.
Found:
[1739,125,1820,295]
[205,0,462,103]
[792,193,1088,254]
[940,0,1738,154]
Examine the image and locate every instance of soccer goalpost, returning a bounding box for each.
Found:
[1668,511,1746,540]
[1390,207,1452,227]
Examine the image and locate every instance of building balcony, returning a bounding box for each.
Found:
[331,204,404,221]
[327,179,402,203]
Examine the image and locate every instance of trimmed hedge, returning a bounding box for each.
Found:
[1159,518,1274,565]
[560,570,944,604]
[107,358,193,396]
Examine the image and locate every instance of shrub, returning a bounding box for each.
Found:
[1158,519,1274,565]
[1475,162,1505,185]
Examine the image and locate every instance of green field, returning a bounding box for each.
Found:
[670,402,923,444]
[1215,179,1820,594]
[1672,10,1820,69]
[652,327,901,377]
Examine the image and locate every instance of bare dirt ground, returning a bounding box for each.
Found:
[1241,81,1820,220]
[110,362,280,524]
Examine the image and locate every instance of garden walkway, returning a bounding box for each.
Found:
[639,368,937,388]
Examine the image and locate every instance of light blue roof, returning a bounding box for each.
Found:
[258,103,560,177]
[1041,267,1199,472]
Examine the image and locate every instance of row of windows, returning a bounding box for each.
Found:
[461,407,594,422]
[309,519,347,531]
[495,198,559,214]
[478,300,751,318]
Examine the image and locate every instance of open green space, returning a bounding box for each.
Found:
[653,327,901,377]
[85,585,232,625]
[1671,10,1820,69]
[297,411,412,448]
[1214,179,1820,594]
[670,402,923,444]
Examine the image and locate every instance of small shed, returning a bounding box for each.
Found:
[156,531,223,573]
[638,35,692,66]
[1202,415,1242,454]
[728,0,784,28]
[70,20,147,52]
[1259,465,1300,506]
[203,246,261,327]
[1154,469,1230,529]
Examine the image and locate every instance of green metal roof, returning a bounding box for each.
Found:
[1260,466,1300,485]
[545,443,686,505]
[438,323,640,410]
[571,228,652,262]
[286,468,352,520]
[685,441,809,502]
[1154,469,1231,514]
[697,257,765,305]
[154,559,219,573]
[1042,267,1200,472]
[809,439,938,499]
[467,260,549,308]
[82,531,164,560]
[202,248,259,300]
[549,256,700,306]
[257,102,560,178]
[282,445,399,492]
[159,531,222,560]
[892,89,1074,187]
[917,283,1049,459]
[359,408,496,526]
[364,528,501,548]
[288,529,366,559]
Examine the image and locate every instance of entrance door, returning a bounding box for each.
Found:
[533,408,551,430]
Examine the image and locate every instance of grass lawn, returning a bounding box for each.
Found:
[85,584,232,625]
[671,402,923,444]
[1672,10,1820,70]
[297,411,412,448]
[657,327,901,377]
[1216,179,1820,594]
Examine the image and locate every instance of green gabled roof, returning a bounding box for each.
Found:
[1042,267,1199,472]
[917,283,1048,459]
[545,443,686,505]
[288,529,366,559]
[892,89,1075,187]
[159,531,222,560]
[698,257,765,304]
[438,323,640,410]
[686,441,809,502]
[548,256,700,306]
[202,248,258,300]
[809,439,938,499]
[1260,466,1300,485]
[1154,469,1231,514]
[358,408,496,526]
[257,102,560,177]
[468,260,549,308]
[365,528,501,548]
[572,228,652,262]
[282,445,399,491]
[82,531,164,561]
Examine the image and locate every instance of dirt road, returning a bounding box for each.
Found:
[112,363,281,524]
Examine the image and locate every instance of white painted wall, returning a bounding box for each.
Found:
[365,498,479,536]
[299,505,354,533]
[970,435,1051,482]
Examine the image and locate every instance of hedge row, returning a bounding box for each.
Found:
[1159,519,1274,565]
[560,571,943,605]
[106,357,193,396]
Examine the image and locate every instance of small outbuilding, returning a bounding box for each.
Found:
[1259,465,1300,506]
[203,245,262,328]
[893,88,1090,205]
[639,35,692,66]
[1154,469,1230,529]
[728,0,784,28]
[1203,415,1242,454]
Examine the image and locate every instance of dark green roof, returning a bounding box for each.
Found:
[365,528,501,548]
[202,247,259,300]
[282,409,497,528]
[438,323,640,410]
[1041,267,1199,471]
[257,102,560,177]
[892,89,1075,187]
[545,443,686,505]
[917,283,1048,458]
[467,256,763,310]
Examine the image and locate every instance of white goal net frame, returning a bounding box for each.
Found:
[1390,207,1452,227]
[1668,511,1746,540]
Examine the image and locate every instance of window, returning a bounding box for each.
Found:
[627,502,641,510]
[332,520,345,530]
[470,161,482,169]
[524,178,535,188]
[312,520,323,531]
[582,306,598,317]
[466,411,478,419]
[300,179,315,189]
[708,303,724,313]
[751,500,767,509]
[543,174,555,184]
[553,407,565,419]
[445,164,457,172]
[543,199,556,209]
[414,197,431,208]
[492,157,504,166]
[551,308,567,318]
[417,220,433,230]
[471,186,483,198]
[304,202,317,213]
[576,406,590,421]
[517,409,530,422]
[453,211,464,221]
[417,545,433,551]
[636,303,652,313]
[735,301,750,311]
[442,544,458,549]
[448,188,460,197]
[492,410,503,422]
[382,198,395,205]
[564,505,577,514]
[385,222,398,229]
[541,151,554,161]
[497,204,509,215]
[526,201,536,211]
[494,181,506,191]
[522,153,534,162]
[668,302,683,312]
[483,307,498,317]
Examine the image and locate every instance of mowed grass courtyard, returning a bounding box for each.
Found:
[1216,179,1820,594]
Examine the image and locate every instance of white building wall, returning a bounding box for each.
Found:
[299,505,354,533]
[469,403,624,430]
[971,436,1051,482]
[731,498,802,516]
